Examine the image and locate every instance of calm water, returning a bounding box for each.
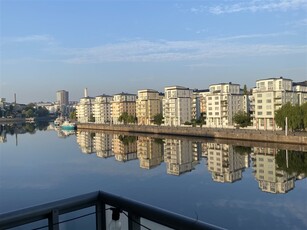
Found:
[1,123,307,230]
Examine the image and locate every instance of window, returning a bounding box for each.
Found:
[267,111,272,115]
[215,101,219,105]
[258,94,262,98]
[266,99,271,103]
[258,112,262,115]
[258,106,262,109]
[215,112,219,115]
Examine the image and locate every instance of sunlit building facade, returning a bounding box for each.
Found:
[137,136,163,169]
[136,89,161,125]
[163,86,193,126]
[93,95,112,124]
[111,93,137,124]
[206,83,244,127]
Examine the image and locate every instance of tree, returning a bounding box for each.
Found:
[69,110,77,121]
[302,102,307,129]
[118,112,136,124]
[275,102,304,131]
[232,111,251,128]
[243,84,248,95]
[153,113,164,126]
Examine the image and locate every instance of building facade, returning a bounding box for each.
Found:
[76,96,94,123]
[136,89,161,125]
[206,83,244,127]
[111,93,137,124]
[253,77,299,130]
[93,95,112,124]
[163,86,193,126]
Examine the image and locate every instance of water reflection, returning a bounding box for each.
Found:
[0,122,50,144]
[75,130,307,194]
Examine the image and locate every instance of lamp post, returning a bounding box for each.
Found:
[285,117,288,136]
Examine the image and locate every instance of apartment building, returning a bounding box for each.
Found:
[163,86,193,126]
[293,81,307,105]
[111,93,137,124]
[136,89,161,125]
[252,147,295,194]
[253,77,299,130]
[137,136,163,169]
[76,96,94,123]
[206,83,244,127]
[93,94,112,124]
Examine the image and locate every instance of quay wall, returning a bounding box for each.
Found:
[77,123,307,145]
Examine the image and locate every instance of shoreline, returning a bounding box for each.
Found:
[77,123,307,146]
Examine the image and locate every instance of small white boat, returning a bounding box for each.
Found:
[61,121,76,130]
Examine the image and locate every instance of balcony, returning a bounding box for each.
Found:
[0,191,223,230]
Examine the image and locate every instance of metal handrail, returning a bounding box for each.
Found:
[0,190,224,230]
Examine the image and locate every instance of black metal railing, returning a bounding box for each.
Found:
[0,190,224,230]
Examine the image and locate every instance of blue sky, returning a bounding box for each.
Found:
[1,0,306,103]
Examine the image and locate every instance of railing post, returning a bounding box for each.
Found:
[96,201,106,230]
[48,209,59,230]
[128,213,141,230]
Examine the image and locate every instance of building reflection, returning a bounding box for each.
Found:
[76,131,95,154]
[112,134,137,162]
[0,125,7,143]
[205,143,249,183]
[137,137,163,169]
[252,147,297,194]
[73,130,307,194]
[94,133,113,158]
[164,139,198,175]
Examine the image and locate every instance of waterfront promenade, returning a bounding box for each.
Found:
[77,123,307,146]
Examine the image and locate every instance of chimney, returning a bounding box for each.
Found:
[14,93,16,105]
[84,88,88,97]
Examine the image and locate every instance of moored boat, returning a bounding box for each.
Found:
[61,121,76,130]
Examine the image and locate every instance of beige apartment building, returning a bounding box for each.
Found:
[206,143,248,183]
[137,136,163,169]
[136,89,161,125]
[252,147,295,194]
[163,86,193,126]
[93,95,112,124]
[253,77,300,130]
[111,93,137,124]
[206,83,244,127]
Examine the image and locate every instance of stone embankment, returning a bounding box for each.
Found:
[77,123,307,145]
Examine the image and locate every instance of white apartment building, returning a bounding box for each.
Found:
[206,83,244,127]
[93,95,112,124]
[111,93,137,124]
[76,96,94,123]
[293,81,307,105]
[112,134,137,162]
[253,77,299,130]
[136,89,161,125]
[163,86,193,126]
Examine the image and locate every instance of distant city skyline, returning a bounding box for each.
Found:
[1,0,306,103]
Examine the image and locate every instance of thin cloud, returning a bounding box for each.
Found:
[217,32,295,41]
[191,0,307,15]
[2,35,56,45]
[62,40,307,64]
